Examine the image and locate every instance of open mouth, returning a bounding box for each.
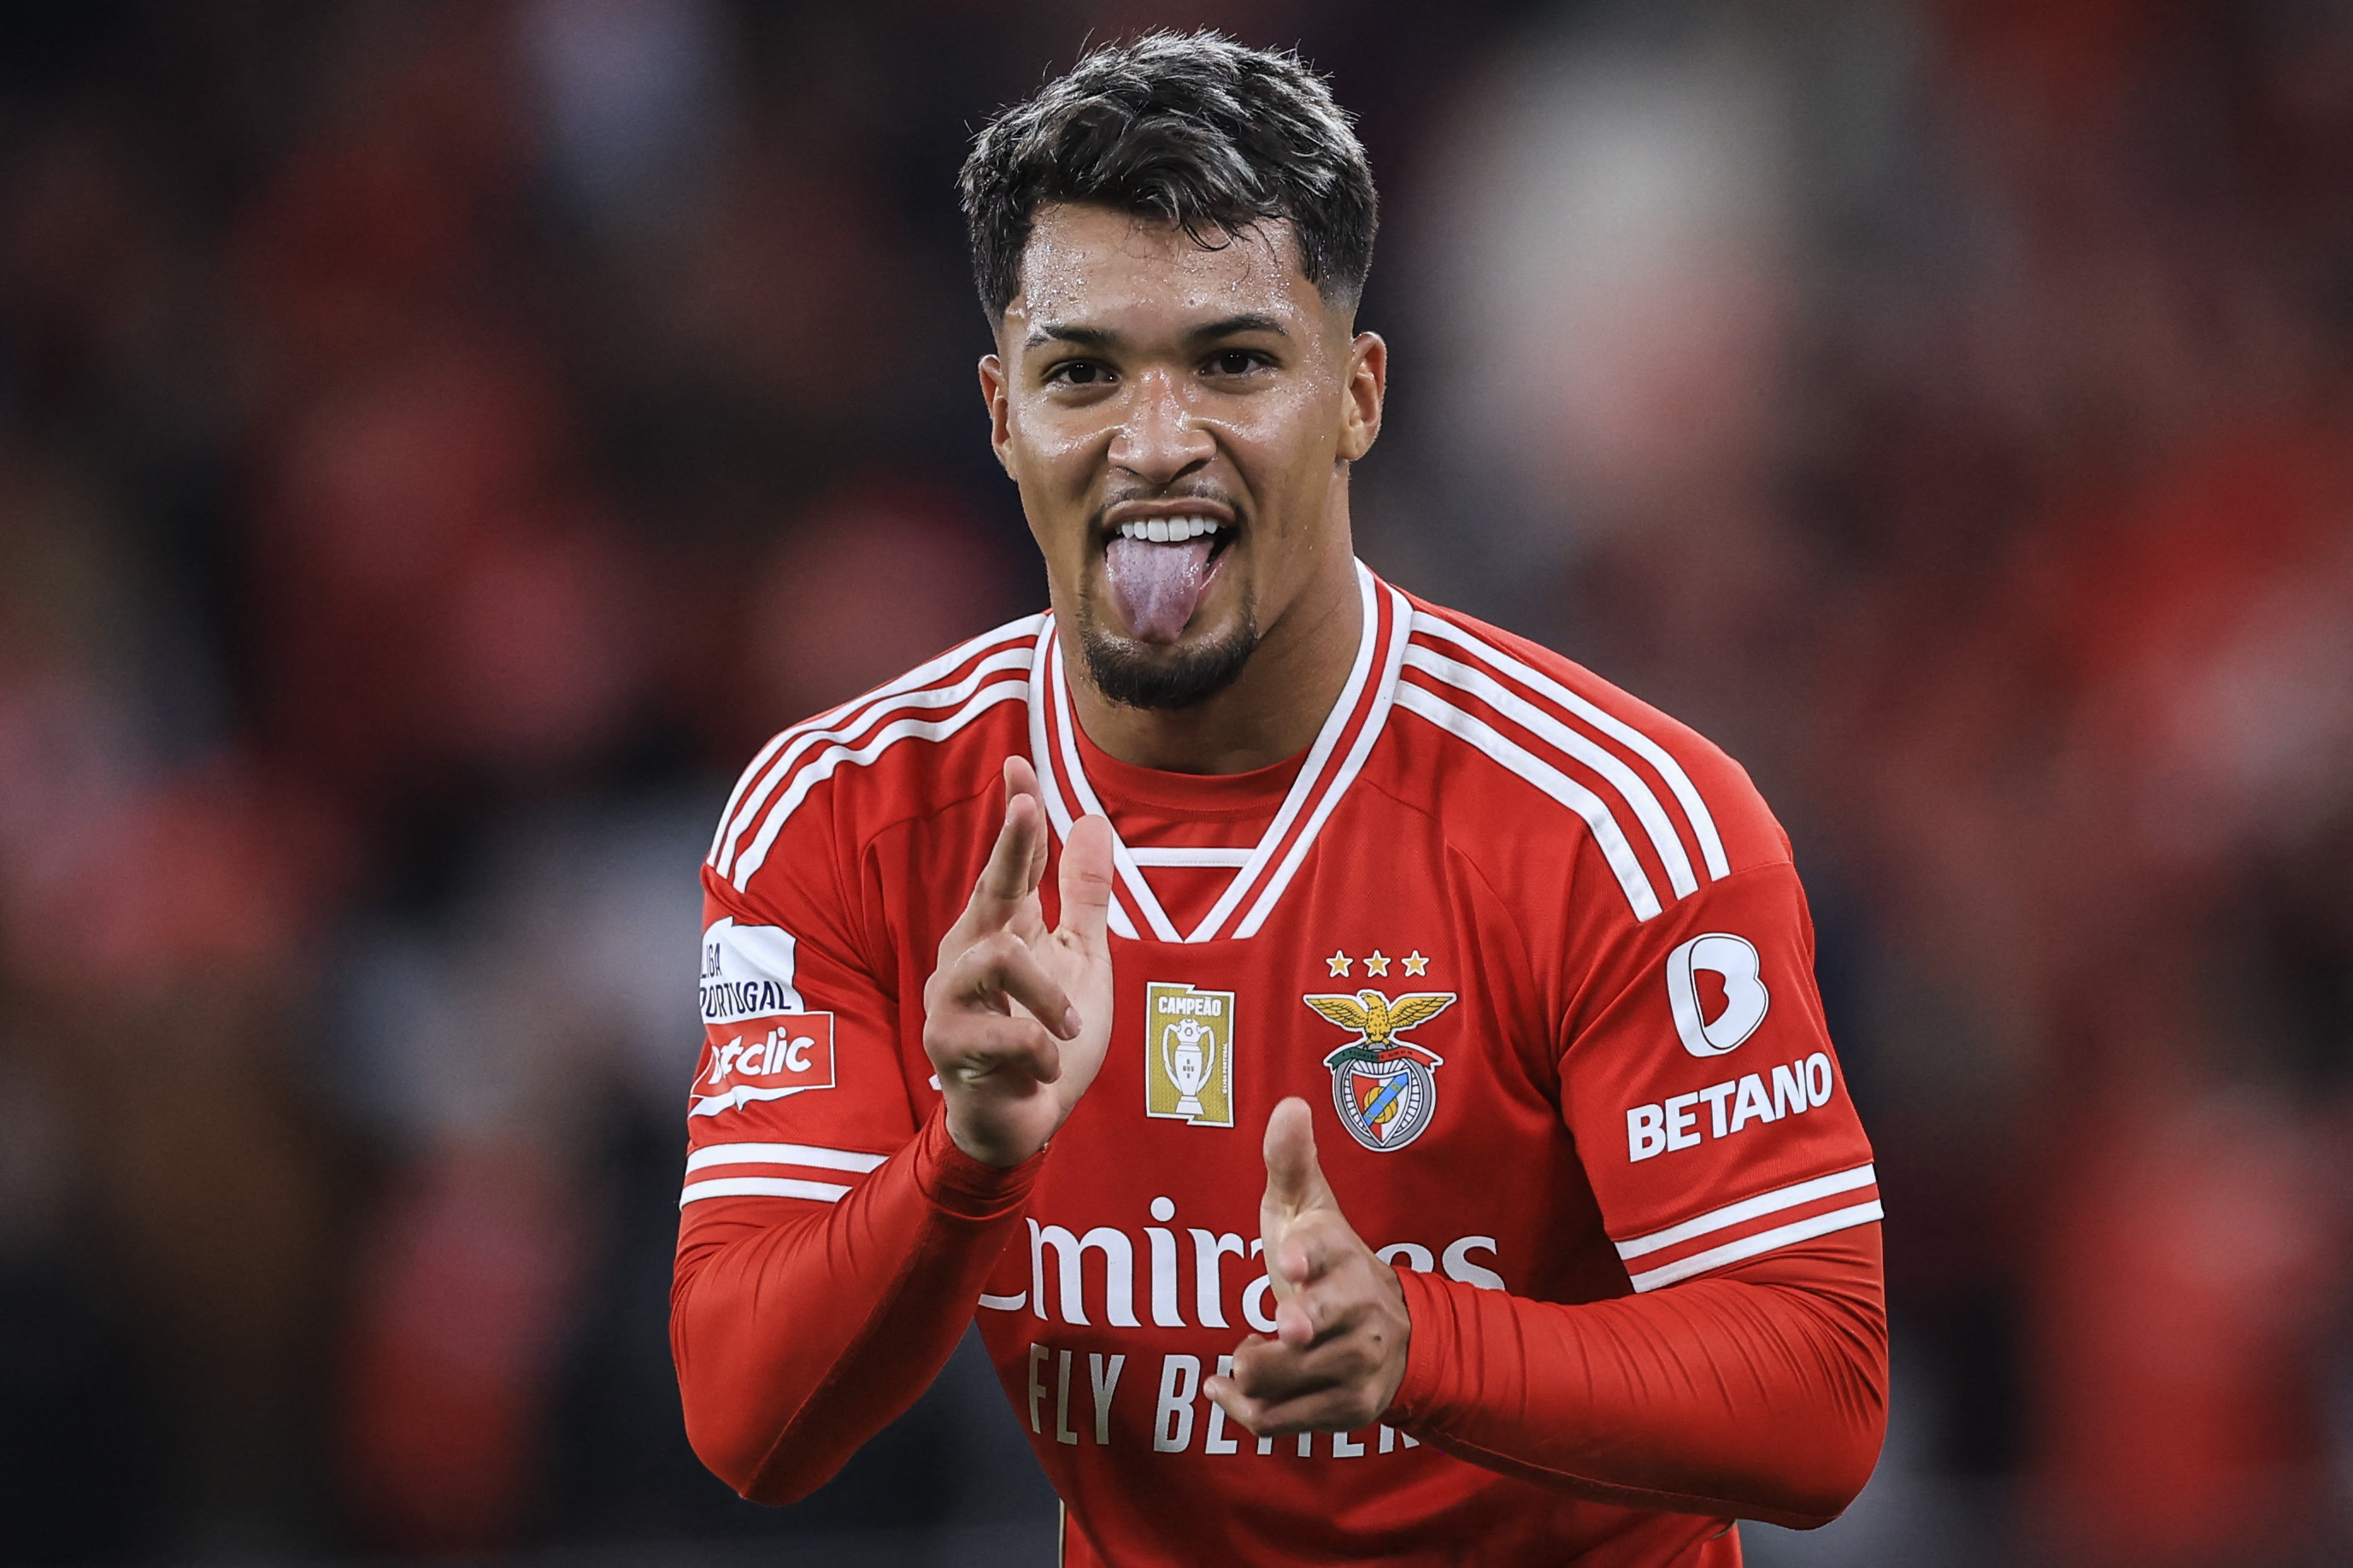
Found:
[1102,514,1237,643]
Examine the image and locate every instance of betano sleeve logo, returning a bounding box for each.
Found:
[1665,932,1768,1058]
[693,917,836,1117]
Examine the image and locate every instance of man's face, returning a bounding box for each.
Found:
[980,203,1383,709]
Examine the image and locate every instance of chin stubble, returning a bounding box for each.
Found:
[1079,613,1262,710]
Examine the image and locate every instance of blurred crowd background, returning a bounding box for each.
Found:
[0,1,2349,1564]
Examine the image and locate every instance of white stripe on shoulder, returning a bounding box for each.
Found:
[1393,682,1663,920]
[710,631,994,866]
[1626,1200,1884,1292]
[1403,643,1698,899]
[720,648,1032,878]
[713,624,1041,875]
[709,725,797,866]
[731,677,1031,890]
[679,1175,853,1207]
[684,1142,890,1175]
[1615,1164,1878,1260]
[710,616,1044,873]
[1409,613,1729,879]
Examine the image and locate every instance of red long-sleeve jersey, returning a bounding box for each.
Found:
[674,567,1888,1565]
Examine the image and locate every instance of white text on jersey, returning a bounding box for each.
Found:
[1626,1052,1835,1162]
[983,1196,1506,1330]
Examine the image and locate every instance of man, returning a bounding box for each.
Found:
[674,32,1885,1566]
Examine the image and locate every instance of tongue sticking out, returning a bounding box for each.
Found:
[1104,536,1216,643]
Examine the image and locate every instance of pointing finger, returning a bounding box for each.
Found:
[1056,813,1114,950]
[946,761,1047,948]
[1006,755,1050,892]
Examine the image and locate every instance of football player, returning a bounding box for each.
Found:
[674,31,1885,1565]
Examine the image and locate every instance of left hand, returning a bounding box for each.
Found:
[1204,1096,1411,1436]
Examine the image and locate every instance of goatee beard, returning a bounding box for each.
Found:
[1081,618,1261,710]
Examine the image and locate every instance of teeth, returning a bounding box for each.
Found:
[1115,517,1223,543]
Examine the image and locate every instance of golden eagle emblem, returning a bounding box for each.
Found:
[1301,990,1457,1069]
[1301,988,1459,1151]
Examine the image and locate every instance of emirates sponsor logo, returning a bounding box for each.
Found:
[997,1194,1501,1460]
[984,1195,1503,1332]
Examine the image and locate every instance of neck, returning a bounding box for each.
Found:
[1065,533,1365,776]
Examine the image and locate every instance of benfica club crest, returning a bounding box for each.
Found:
[1301,989,1458,1151]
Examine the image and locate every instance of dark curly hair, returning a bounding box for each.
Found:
[958,31,1378,322]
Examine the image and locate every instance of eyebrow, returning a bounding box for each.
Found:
[1189,312,1291,342]
[1021,312,1295,352]
[1025,323,1116,351]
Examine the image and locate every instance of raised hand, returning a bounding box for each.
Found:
[921,756,1115,1167]
[1204,1097,1411,1436]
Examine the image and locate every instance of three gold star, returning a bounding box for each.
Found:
[1323,949,1432,978]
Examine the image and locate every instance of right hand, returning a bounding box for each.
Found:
[1205,1098,1409,1436]
[921,756,1115,1166]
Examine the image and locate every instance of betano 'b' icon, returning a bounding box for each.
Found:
[1666,933,1769,1057]
[1145,982,1235,1127]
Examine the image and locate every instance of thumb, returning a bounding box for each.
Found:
[1261,1095,1336,1223]
[1261,1098,1338,1303]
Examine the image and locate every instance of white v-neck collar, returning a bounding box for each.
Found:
[1026,561,1411,944]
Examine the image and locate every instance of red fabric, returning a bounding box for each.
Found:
[674,578,1889,1562]
[1391,1230,1886,1530]
[672,1107,1040,1501]
[675,1175,1876,1540]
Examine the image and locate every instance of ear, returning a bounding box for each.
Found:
[979,351,1015,477]
[1338,331,1386,463]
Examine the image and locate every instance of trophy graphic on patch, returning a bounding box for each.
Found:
[1144,981,1236,1127]
[1164,1018,1215,1117]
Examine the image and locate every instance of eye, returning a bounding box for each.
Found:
[1207,349,1266,377]
[1047,360,1113,387]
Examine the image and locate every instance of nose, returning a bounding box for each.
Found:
[1107,367,1215,487]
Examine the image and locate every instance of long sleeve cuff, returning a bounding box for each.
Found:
[1389,1265,1473,1428]
[909,1103,1046,1222]
[1384,1237,1887,1529]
